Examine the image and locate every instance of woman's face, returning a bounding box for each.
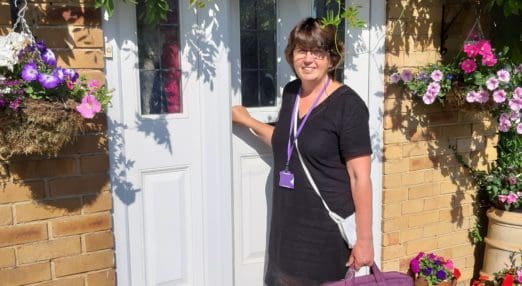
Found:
[292,46,331,83]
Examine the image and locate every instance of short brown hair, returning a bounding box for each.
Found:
[284,17,345,78]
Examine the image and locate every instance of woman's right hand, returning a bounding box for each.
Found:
[231,105,274,146]
[232,105,252,127]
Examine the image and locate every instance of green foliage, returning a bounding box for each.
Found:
[320,0,366,29]
[487,0,522,16]
[95,0,212,24]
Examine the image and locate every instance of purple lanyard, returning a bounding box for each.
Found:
[285,78,330,169]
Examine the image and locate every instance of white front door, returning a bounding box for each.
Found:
[104,1,234,285]
[104,0,384,285]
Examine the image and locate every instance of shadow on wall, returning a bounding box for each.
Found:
[385,0,498,278]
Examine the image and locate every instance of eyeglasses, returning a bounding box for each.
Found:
[293,48,328,60]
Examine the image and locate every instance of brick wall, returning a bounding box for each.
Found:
[383,1,497,285]
[0,1,114,285]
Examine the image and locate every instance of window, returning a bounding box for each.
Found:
[314,0,345,82]
[240,0,277,107]
[136,0,182,115]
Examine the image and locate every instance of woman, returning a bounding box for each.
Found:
[232,17,373,285]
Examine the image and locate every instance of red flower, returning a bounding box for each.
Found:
[453,268,461,280]
[502,274,514,286]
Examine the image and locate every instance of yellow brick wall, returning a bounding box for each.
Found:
[0,1,114,285]
[383,1,496,285]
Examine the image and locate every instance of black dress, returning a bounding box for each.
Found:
[265,80,372,286]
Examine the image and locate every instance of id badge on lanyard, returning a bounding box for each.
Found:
[278,78,330,189]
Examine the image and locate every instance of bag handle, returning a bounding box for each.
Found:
[344,264,385,286]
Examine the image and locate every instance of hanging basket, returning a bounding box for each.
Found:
[0,99,84,161]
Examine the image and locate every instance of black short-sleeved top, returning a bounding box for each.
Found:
[265,80,372,286]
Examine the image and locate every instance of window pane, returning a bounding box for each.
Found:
[137,0,182,115]
[314,0,345,82]
[241,71,259,107]
[240,0,276,108]
[241,32,258,69]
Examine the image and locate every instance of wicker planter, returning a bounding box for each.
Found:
[480,207,522,278]
[0,99,83,161]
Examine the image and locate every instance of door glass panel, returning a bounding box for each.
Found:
[240,0,277,107]
[314,0,345,82]
[137,0,182,114]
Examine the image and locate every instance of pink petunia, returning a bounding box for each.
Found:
[390,73,401,83]
[517,268,522,283]
[76,95,101,119]
[423,91,437,105]
[87,79,100,89]
[510,97,522,112]
[477,40,492,57]
[497,69,510,82]
[486,77,499,91]
[431,70,443,82]
[499,113,512,132]
[400,69,413,83]
[518,123,522,135]
[482,54,497,67]
[466,91,477,103]
[460,59,477,74]
[476,90,490,104]
[427,82,441,94]
[500,192,519,204]
[463,42,479,58]
[444,260,454,271]
[493,89,507,103]
[514,87,522,99]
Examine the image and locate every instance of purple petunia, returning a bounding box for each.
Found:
[35,40,47,52]
[64,68,79,82]
[41,48,57,66]
[37,73,61,89]
[517,123,522,135]
[423,267,432,276]
[0,96,6,108]
[51,68,66,83]
[436,270,447,280]
[390,73,400,83]
[400,69,413,83]
[21,63,39,82]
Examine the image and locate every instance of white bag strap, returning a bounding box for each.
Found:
[294,139,345,225]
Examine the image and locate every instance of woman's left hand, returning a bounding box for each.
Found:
[346,238,374,270]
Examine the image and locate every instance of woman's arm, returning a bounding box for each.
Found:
[232,105,274,146]
[345,154,374,269]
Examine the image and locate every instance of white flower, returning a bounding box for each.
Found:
[0,32,32,71]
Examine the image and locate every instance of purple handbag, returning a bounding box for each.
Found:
[322,264,413,286]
